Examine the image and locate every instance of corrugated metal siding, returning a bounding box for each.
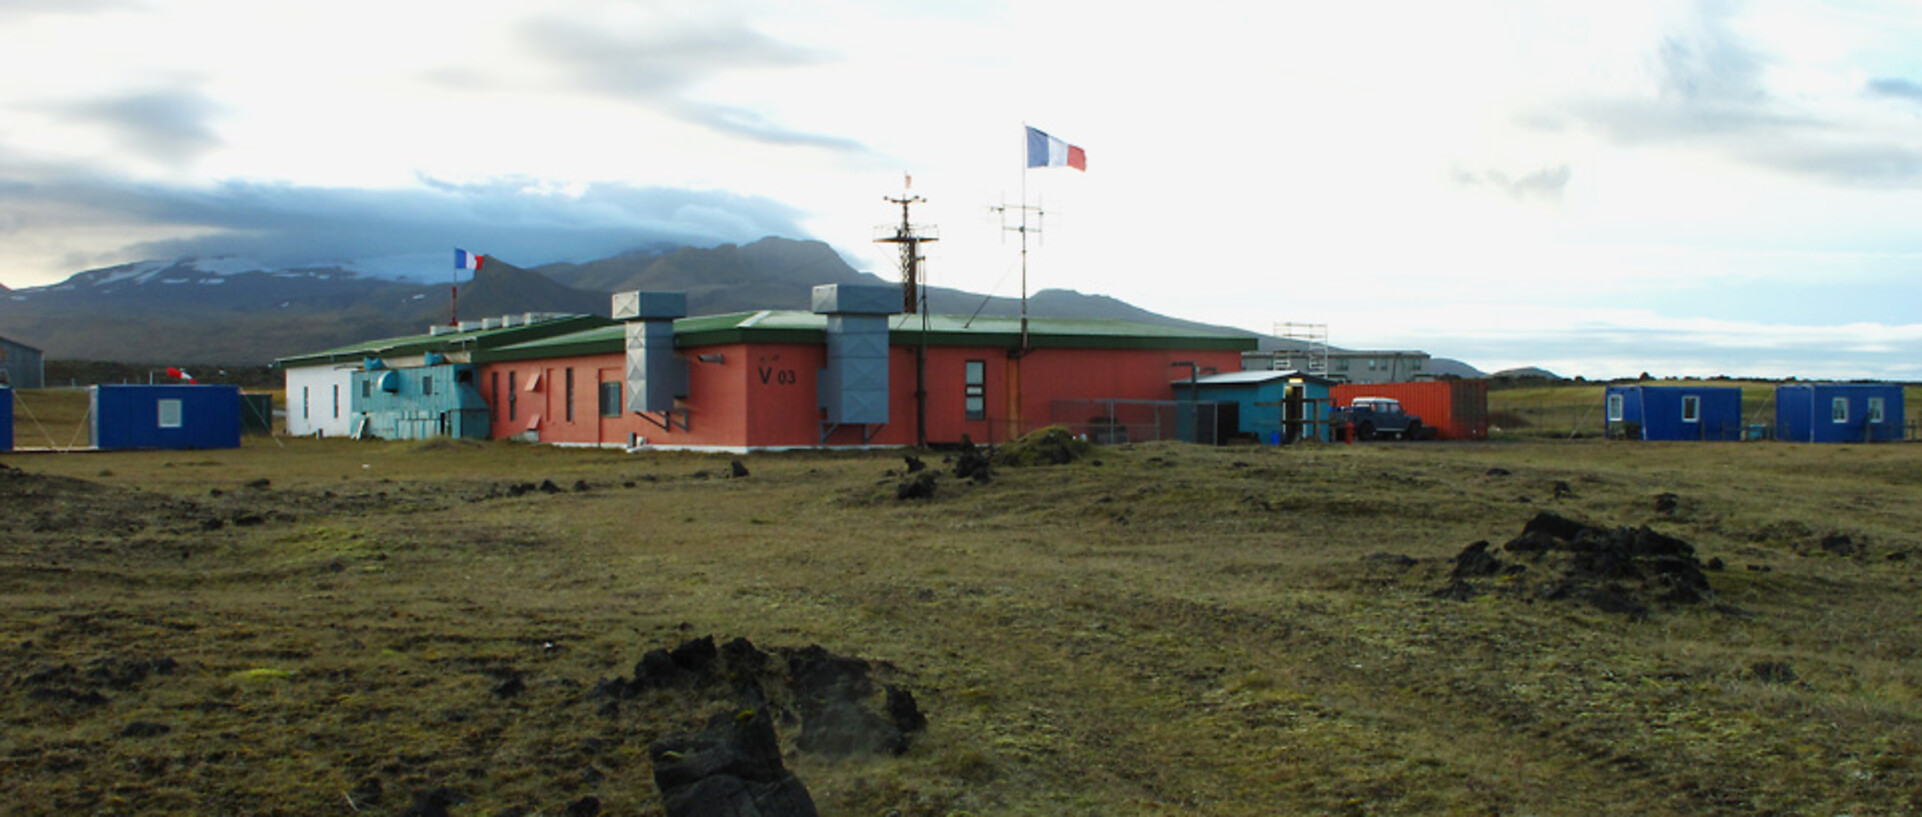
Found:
[1332,381,1488,440]
[1,387,12,451]
[1775,384,1905,443]
[351,363,491,440]
[0,338,44,389]
[1604,386,1742,441]
[91,385,241,451]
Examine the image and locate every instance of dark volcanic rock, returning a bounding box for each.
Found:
[896,473,936,500]
[400,786,467,817]
[953,436,992,483]
[650,709,819,817]
[1449,541,1506,579]
[1437,512,1714,616]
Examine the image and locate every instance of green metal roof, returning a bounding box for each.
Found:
[275,314,613,367]
[482,310,1256,363]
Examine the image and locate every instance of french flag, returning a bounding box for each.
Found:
[454,248,485,270]
[1025,126,1086,171]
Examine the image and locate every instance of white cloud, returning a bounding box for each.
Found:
[2,0,1921,378]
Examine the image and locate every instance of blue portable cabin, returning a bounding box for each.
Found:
[1171,370,1336,443]
[91,384,241,451]
[1,386,12,451]
[1774,383,1905,443]
[349,360,491,440]
[1604,385,1743,441]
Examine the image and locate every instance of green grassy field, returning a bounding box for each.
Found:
[3,426,1919,815]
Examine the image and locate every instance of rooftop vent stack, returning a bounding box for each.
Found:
[612,291,688,413]
[812,284,901,424]
[481,317,501,330]
[428,325,451,336]
[458,320,480,332]
[500,314,521,328]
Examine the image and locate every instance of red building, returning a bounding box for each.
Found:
[477,286,1255,451]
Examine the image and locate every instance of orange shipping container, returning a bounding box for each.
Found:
[1331,380,1488,441]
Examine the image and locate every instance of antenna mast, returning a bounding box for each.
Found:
[876,176,938,314]
[875,175,938,446]
[991,199,1043,355]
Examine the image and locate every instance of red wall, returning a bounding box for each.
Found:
[1331,381,1488,441]
[481,342,1245,449]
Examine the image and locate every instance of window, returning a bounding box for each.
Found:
[1681,395,1700,423]
[1869,397,1886,424]
[362,379,371,399]
[565,367,576,422]
[491,372,500,416]
[1832,396,1849,424]
[600,381,622,417]
[332,384,340,419]
[1606,393,1624,422]
[421,375,433,397]
[508,372,518,420]
[964,360,986,421]
[301,386,309,420]
[158,399,183,429]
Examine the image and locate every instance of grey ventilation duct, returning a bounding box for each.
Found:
[612,291,687,413]
[812,284,900,425]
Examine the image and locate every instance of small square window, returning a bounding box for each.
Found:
[1868,397,1885,424]
[1681,395,1700,423]
[1832,397,1849,424]
[158,399,183,429]
[1606,393,1624,422]
[422,376,433,397]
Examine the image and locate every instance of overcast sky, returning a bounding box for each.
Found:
[3,0,1921,379]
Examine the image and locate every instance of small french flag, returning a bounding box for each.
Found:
[1025,126,1087,171]
[454,248,485,270]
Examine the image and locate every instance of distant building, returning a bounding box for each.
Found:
[1775,383,1905,443]
[1244,349,1430,385]
[275,313,606,437]
[1332,380,1489,441]
[91,384,241,451]
[1604,385,1743,441]
[0,334,45,389]
[1171,370,1336,443]
[478,286,1256,451]
[274,285,1264,450]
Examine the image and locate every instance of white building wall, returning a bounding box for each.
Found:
[283,364,357,437]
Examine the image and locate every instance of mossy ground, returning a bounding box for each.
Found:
[2,424,1920,814]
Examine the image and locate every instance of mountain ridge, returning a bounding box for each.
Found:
[0,238,1486,377]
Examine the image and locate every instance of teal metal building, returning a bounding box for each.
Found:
[1171,370,1337,443]
[349,359,491,440]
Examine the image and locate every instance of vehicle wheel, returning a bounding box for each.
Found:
[1358,422,1375,441]
[1404,421,1422,441]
